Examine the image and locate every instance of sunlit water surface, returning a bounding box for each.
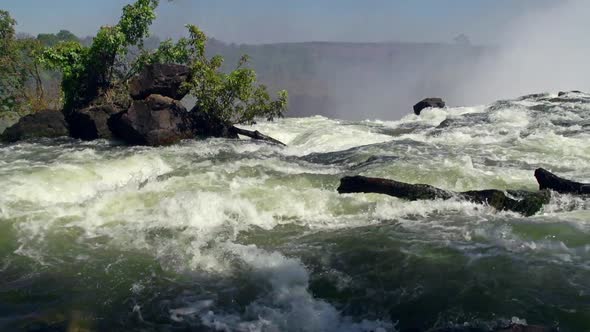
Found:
[0,92,589,331]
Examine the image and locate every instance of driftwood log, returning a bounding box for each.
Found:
[535,168,590,195]
[338,176,550,216]
[230,126,286,146]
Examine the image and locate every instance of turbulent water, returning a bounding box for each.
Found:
[0,92,589,332]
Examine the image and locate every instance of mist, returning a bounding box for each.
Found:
[151,0,590,120]
[455,0,590,105]
[8,0,588,120]
[296,0,590,120]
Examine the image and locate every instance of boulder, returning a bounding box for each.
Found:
[413,98,445,115]
[557,90,582,96]
[189,106,238,139]
[129,63,191,100]
[68,104,125,140]
[110,94,193,146]
[338,176,550,217]
[1,110,69,142]
[535,168,590,195]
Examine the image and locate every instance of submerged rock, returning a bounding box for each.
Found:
[1,110,69,142]
[110,94,193,146]
[413,97,445,115]
[129,63,191,100]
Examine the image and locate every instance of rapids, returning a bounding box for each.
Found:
[0,92,589,331]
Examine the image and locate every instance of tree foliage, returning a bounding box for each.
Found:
[181,25,287,125]
[37,30,79,47]
[41,0,160,111]
[0,10,51,113]
[36,0,288,125]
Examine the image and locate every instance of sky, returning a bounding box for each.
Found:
[3,0,558,45]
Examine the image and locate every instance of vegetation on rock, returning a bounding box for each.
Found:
[36,0,287,127]
[0,10,56,114]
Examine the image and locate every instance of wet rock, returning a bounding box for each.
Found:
[494,324,558,332]
[422,324,557,332]
[557,90,582,97]
[110,94,193,146]
[413,98,445,115]
[129,63,191,100]
[338,176,550,216]
[189,106,237,139]
[68,104,125,140]
[1,110,69,142]
[535,168,590,195]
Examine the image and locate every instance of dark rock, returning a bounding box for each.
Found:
[338,176,550,216]
[494,324,558,332]
[1,110,69,142]
[130,63,191,100]
[535,168,590,195]
[558,90,582,96]
[413,98,445,115]
[338,176,454,200]
[110,94,194,146]
[68,104,125,140]
[189,106,238,139]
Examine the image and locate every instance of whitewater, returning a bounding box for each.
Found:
[0,92,589,331]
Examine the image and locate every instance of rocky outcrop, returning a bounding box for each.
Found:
[413,98,445,115]
[109,94,194,146]
[535,168,590,195]
[338,176,550,217]
[1,110,69,142]
[129,63,191,100]
[189,107,237,139]
[68,104,126,140]
[0,112,21,135]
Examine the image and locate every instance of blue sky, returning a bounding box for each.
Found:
[4,0,557,44]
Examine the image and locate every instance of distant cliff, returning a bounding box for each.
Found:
[207,40,491,119]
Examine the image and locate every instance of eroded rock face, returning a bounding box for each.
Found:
[1,110,69,142]
[129,63,191,101]
[68,104,125,140]
[110,94,193,146]
[413,98,445,115]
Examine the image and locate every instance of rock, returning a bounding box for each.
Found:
[189,106,238,139]
[68,104,125,140]
[0,111,21,134]
[413,97,445,115]
[338,176,550,217]
[1,110,69,142]
[494,324,558,332]
[129,63,191,100]
[535,168,590,195]
[558,90,582,96]
[110,94,193,146]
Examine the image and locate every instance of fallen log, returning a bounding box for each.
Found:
[230,126,286,146]
[535,168,590,195]
[338,176,550,217]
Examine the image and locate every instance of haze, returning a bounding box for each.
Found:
[4,0,588,120]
